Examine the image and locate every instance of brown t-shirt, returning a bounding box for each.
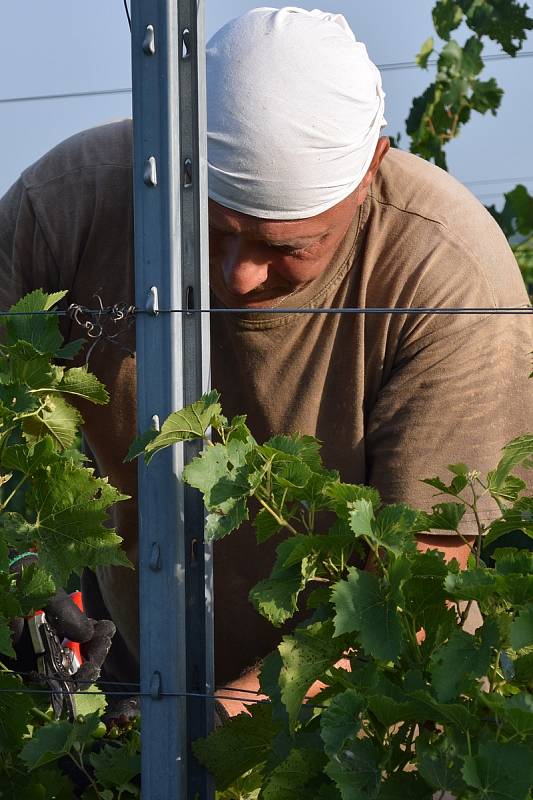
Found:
[0,120,531,682]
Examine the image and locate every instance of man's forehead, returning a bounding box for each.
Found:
[208,199,333,242]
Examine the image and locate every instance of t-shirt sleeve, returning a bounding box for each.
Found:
[364,241,533,536]
[0,177,60,311]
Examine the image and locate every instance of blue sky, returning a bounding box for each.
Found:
[0,1,531,203]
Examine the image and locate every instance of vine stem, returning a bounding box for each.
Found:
[256,496,299,535]
[0,474,28,511]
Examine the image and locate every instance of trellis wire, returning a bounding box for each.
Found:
[0,305,531,317]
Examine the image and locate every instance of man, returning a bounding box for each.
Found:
[0,8,531,718]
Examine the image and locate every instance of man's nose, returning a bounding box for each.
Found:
[221,237,270,295]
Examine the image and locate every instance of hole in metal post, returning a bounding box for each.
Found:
[190,537,198,561]
[182,28,191,58]
[186,286,195,315]
[183,158,193,188]
[142,24,155,55]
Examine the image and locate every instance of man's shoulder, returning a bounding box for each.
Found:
[370,148,484,229]
[21,119,133,191]
[367,148,528,306]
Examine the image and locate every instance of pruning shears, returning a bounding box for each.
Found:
[27,592,84,721]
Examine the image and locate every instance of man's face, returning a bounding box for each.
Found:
[208,190,360,308]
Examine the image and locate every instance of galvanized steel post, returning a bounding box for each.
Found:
[131,1,213,797]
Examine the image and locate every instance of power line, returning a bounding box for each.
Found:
[1,51,532,106]
[465,175,533,187]
[378,48,533,71]
[0,87,132,105]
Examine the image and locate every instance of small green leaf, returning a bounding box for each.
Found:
[54,367,109,404]
[5,290,67,356]
[124,428,159,462]
[22,395,83,450]
[416,37,434,68]
[249,538,313,626]
[74,685,107,719]
[348,499,374,537]
[418,502,466,533]
[143,391,221,458]
[90,742,140,790]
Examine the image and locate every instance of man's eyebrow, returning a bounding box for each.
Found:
[209,223,326,247]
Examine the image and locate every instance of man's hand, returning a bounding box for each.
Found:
[10,555,116,686]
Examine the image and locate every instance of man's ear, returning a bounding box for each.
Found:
[360,136,390,189]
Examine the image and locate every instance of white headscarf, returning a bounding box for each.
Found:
[206,7,386,220]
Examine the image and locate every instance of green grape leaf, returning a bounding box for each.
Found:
[124,428,159,462]
[331,568,404,661]
[490,434,533,490]
[324,738,380,800]
[89,743,140,790]
[192,703,280,790]
[74,685,107,719]
[514,651,533,684]
[431,619,499,701]
[484,498,533,546]
[417,502,466,533]
[432,0,463,39]
[253,507,284,543]
[249,538,314,626]
[416,36,434,68]
[204,498,248,541]
[407,690,479,731]
[4,290,67,356]
[142,390,221,460]
[56,338,86,360]
[262,434,323,472]
[416,736,467,795]
[462,0,533,56]
[0,671,36,751]
[369,504,418,555]
[22,395,83,450]
[262,747,325,800]
[493,547,533,575]
[510,605,533,650]
[367,695,420,728]
[54,367,109,404]
[20,720,74,769]
[348,498,374,537]
[4,462,131,585]
[461,740,533,800]
[278,620,345,728]
[323,482,380,517]
[1,437,57,475]
[18,562,56,615]
[445,569,498,601]
[470,77,504,114]
[319,689,364,758]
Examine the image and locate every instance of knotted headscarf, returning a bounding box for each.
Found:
[206,7,386,219]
